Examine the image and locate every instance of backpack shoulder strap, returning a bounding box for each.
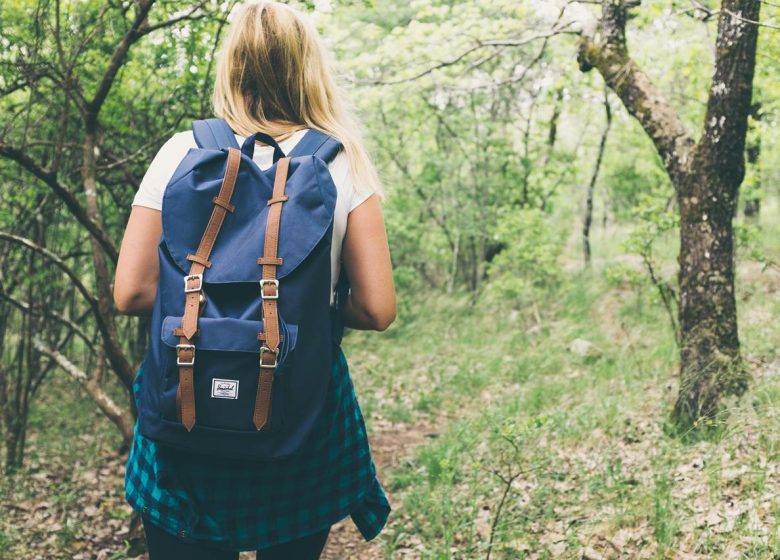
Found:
[192,118,240,150]
[288,129,342,163]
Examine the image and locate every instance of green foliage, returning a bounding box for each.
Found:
[604,158,668,220]
[624,191,679,261]
[650,466,678,555]
[484,208,565,303]
[604,263,647,291]
[734,221,766,264]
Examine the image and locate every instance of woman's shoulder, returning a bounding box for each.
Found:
[327,148,375,212]
[162,130,198,151]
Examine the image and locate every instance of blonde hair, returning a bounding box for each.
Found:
[212,0,382,198]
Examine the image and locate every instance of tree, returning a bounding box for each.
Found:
[0,0,223,468]
[578,0,761,429]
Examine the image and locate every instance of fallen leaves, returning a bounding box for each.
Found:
[0,448,138,560]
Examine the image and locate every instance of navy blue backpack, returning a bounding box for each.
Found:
[137,118,347,460]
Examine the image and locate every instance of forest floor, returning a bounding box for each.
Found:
[3,222,780,559]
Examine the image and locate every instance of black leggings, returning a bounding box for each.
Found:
[142,516,330,560]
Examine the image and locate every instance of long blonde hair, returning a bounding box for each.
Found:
[212,1,382,198]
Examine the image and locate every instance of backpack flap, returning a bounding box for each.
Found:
[161,153,337,284]
[159,316,297,360]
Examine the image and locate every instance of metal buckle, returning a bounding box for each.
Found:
[176,344,196,366]
[260,279,279,300]
[259,346,278,368]
[184,274,203,293]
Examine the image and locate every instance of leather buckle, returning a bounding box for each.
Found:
[260,279,279,300]
[176,344,196,366]
[259,346,278,368]
[184,274,203,293]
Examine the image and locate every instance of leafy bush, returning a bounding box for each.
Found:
[483,208,565,303]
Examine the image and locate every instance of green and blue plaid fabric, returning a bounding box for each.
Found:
[124,344,390,552]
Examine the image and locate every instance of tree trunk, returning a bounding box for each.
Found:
[674,165,744,424]
[583,91,612,266]
[672,0,760,425]
[578,0,761,429]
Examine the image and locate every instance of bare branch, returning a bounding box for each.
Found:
[86,0,156,123]
[32,336,133,445]
[0,291,93,348]
[0,231,136,389]
[138,1,215,35]
[583,90,612,265]
[363,25,579,86]
[577,0,694,185]
[723,7,780,28]
[0,142,119,263]
[0,231,98,307]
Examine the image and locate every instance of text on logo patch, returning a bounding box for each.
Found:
[211,378,239,399]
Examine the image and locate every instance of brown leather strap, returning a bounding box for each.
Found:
[176,346,195,431]
[186,253,212,268]
[253,157,290,430]
[266,195,289,206]
[254,370,274,431]
[256,256,283,266]
[176,147,242,431]
[212,196,236,212]
[257,333,284,343]
[176,383,183,420]
[173,327,199,338]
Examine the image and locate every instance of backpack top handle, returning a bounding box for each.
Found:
[241,132,286,163]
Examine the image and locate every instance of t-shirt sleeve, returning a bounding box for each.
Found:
[329,149,376,213]
[349,184,375,212]
[132,132,194,211]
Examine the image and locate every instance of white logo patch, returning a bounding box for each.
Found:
[211,378,239,399]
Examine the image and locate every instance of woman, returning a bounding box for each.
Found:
[113,2,396,558]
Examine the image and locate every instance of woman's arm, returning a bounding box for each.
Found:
[114,206,162,316]
[340,194,396,331]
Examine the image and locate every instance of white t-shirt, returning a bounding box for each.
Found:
[132,128,373,305]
